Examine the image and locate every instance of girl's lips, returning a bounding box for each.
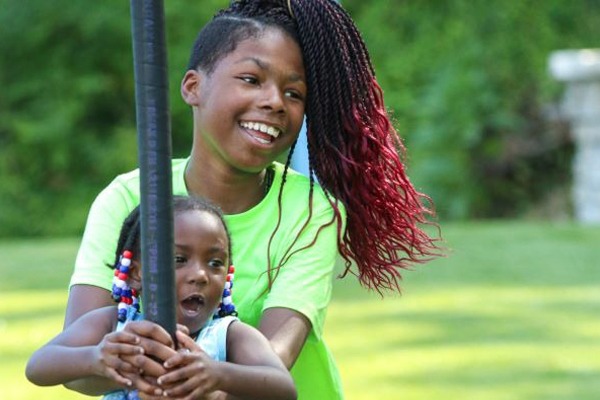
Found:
[180,294,205,315]
[239,121,282,138]
[240,125,275,145]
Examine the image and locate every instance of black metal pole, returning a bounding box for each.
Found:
[130,0,176,339]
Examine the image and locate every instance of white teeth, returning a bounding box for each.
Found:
[240,121,281,138]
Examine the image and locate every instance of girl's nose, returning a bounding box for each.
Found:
[260,83,285,113]
[187,262,208,285]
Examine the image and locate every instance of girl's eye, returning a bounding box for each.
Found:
[285,89,304,102]
[174,255,186,265]
[208,258,225,269]
[240,76,258,85]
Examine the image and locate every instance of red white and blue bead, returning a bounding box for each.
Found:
[216,265,237,318]
[111,250,139,322]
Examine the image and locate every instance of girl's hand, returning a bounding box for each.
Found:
[177,323,191,336]
[138,391,228,400]
[117,320,181,396]
[155,330,221,399]
[93,330,145,387]
[121,320,179,374]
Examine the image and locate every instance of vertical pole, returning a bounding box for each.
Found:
[130,0,177,338]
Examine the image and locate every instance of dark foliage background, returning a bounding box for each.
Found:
[1,0,599,237]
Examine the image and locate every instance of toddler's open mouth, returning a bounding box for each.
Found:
[181,294,204,313]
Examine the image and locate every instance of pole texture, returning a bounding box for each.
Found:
[130,0,176,337]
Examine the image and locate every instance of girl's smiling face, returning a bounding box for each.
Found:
[182,27,306,173]
[174,210,229,334]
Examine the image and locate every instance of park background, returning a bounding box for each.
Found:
[1,0,599,399]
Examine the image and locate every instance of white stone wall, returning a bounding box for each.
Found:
[549,49,600,223]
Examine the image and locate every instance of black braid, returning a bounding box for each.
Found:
[110,211,141,269]
[187,1,296,74]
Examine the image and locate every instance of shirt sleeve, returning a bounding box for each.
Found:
[69,179,137,291]
[262,195,346,340]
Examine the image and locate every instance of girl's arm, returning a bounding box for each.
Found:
[26,307,136,392]
[220,321,297,399]
[258,307,311,369]
[27,307,174,396]
[63,284,114,328]
[65,320,181,396]
[158,323,297,400]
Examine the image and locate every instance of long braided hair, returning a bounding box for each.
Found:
[189,0,441,292]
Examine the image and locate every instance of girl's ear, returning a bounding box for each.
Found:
[129,260,143,291]
[181,70,202,106]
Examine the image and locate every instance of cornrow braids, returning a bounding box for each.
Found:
[187,0,296,74]
[207,0,441,292]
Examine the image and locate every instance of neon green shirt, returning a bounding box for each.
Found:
[71,158,345,399]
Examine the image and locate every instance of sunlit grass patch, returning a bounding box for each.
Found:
[2,221,599,399]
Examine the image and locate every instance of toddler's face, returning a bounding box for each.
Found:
[173,210,229,334]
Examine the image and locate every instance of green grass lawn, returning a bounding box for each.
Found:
[2,221,599,399]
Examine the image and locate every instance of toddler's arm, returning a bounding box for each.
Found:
[156,324,297,400]
[26,307,141,393]
[26,308,177,397]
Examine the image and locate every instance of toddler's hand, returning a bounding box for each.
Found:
[155,330,221,399]
[93,329,145,387]
[118,320,181,396]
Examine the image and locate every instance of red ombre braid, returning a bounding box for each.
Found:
[294,0,442,291]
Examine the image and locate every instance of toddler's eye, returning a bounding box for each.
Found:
[208,258,225,269]
[174,255,187,265]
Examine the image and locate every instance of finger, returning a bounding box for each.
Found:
[105,330,142,345]
[174,330,200,352]
[104,354,141,374]
[104,368,133,387]
[157,366,190,387]
[162,352,186,370]
[124,321,174,347]
[122,353,168,377]
[126,373,163,397]
[103,341,145,357]
[159,363,210,393]
[137,336,179,363]
[162,350,205,373]
[176,323,190,336]
[164,379,210,399]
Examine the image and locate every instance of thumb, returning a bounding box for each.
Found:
[175,330,197,351]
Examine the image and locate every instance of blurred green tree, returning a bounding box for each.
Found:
[1,0,599,236]
[0,0,220,236]
[345,0,599,218]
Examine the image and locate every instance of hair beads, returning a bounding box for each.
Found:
[111,250,139,322]
[216,265,237,318]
